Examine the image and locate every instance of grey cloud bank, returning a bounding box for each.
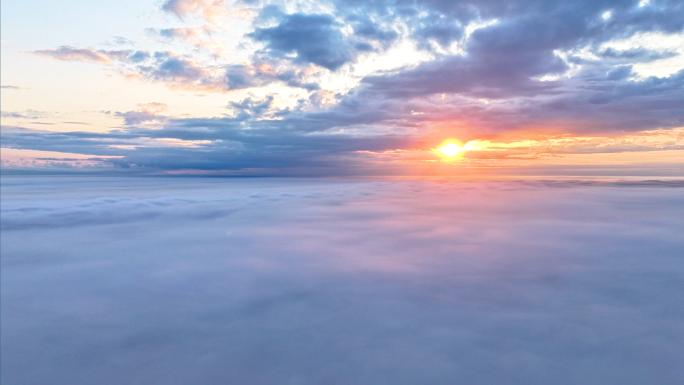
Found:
[2,177,683,384]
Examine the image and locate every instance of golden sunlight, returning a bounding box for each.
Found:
[436,140,484,157]
[438,143,463,157]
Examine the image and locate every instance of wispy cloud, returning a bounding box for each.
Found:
[1,85,28,90]
[1,110,50,119]
[160,0,228,23]
[33,46,129,64]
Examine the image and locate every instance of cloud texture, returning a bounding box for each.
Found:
[2,177,683,384]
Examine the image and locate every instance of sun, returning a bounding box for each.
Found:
[434,140,484,159]
[437,143,463,157]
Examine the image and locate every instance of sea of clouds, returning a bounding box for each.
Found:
[1,177,683,384]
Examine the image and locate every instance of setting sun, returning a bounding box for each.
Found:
[436,140,484,158]
[438,143,464,157]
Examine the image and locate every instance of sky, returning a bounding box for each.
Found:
[2,177,683,384]
[1,0,684,176]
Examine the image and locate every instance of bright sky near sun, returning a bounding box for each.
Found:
[1,0,683,176]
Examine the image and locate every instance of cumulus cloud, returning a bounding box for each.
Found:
[147,52,206,80]
[248,12,373,71]
[224,59,320,90]
[227,95,274,119]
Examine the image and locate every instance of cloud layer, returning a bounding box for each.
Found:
[2,177,683,384]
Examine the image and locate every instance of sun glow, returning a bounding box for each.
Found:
[436,140,483,158]
[438,143,463,157]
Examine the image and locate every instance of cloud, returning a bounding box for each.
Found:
[1,110,49,119]
[224,59,320,90]
[161,0,227,23]
[152,26,206,41]
[33,46,129,64]
[124,50,229,91]
[348,15,399,47]
[227,95,274,120]
[1,85,27,90]
[0,148,117,172]
[115,103,169,126]
[599,47,678,62]
[128,50,151,63]
[146,25,231,57]
[248,12,373,71]
[2,178,683,383]
[107,36,136,46]
[148,52,206,80]
[30,45,317,92]
[3,103,682,176]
